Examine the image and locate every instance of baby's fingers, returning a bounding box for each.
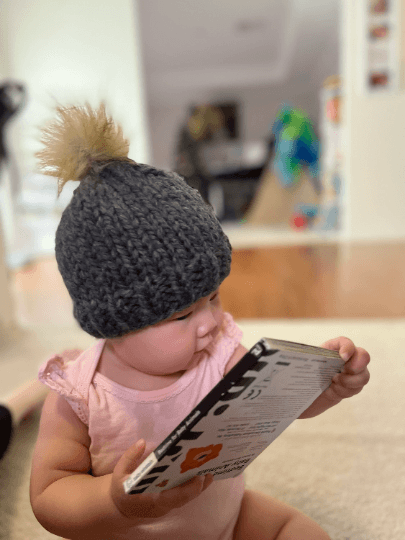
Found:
[161,474,213,509]
[333,369,370,389]
[321,336,355,360]
[110,439,150,519]
[342,347,371,375]
[114,439,146,479]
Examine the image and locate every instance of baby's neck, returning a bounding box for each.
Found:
[97,341,185,391]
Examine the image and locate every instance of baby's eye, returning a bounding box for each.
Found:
[210,292,219,301]
[176,312,191,321]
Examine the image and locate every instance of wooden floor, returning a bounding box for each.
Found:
[11,242,405,326]
[220,242,405,318]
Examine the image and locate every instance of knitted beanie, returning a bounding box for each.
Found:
[37,104,232,338]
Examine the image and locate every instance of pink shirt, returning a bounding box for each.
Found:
[38,312,245,540]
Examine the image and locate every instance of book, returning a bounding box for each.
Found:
[123,338,344,495]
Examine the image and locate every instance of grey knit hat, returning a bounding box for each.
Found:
[37,104,231,338]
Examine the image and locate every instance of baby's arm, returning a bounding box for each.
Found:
[30,391,213,540]
[30,390,133,539]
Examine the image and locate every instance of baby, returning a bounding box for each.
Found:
[30,104,370,540]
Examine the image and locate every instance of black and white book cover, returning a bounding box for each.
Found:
[123,338,344,494]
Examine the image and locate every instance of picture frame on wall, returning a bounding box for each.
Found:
[359,0,401,93]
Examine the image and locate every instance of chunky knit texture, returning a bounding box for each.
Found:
[55,161,232,338]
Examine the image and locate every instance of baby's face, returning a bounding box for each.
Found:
[110,289,224,377]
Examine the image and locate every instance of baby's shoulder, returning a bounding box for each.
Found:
[38,340,104,424]
[41,390,90,442]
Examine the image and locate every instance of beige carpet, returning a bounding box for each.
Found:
[0,318,404,540]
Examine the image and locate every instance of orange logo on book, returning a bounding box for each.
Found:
[156,479,169,488]
[180,444,223,473]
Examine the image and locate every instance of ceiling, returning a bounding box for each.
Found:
[137,0,341,103]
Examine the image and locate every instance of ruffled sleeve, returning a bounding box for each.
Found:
[38,349,90,425]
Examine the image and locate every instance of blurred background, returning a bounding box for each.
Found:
[1,0,404,327]
[1,0,405,402]
[1,0,404,270]
[0,1,405,538]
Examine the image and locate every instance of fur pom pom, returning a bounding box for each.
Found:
[37,103,131,195]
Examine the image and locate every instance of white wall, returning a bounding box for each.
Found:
[0,220,14,331]
[0,0,150,329]
[342,0,405,240]
[0,0,150,177]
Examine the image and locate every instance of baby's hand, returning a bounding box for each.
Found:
[110,440,214,520]
[321,336,371,402]
[299,336,370,418]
